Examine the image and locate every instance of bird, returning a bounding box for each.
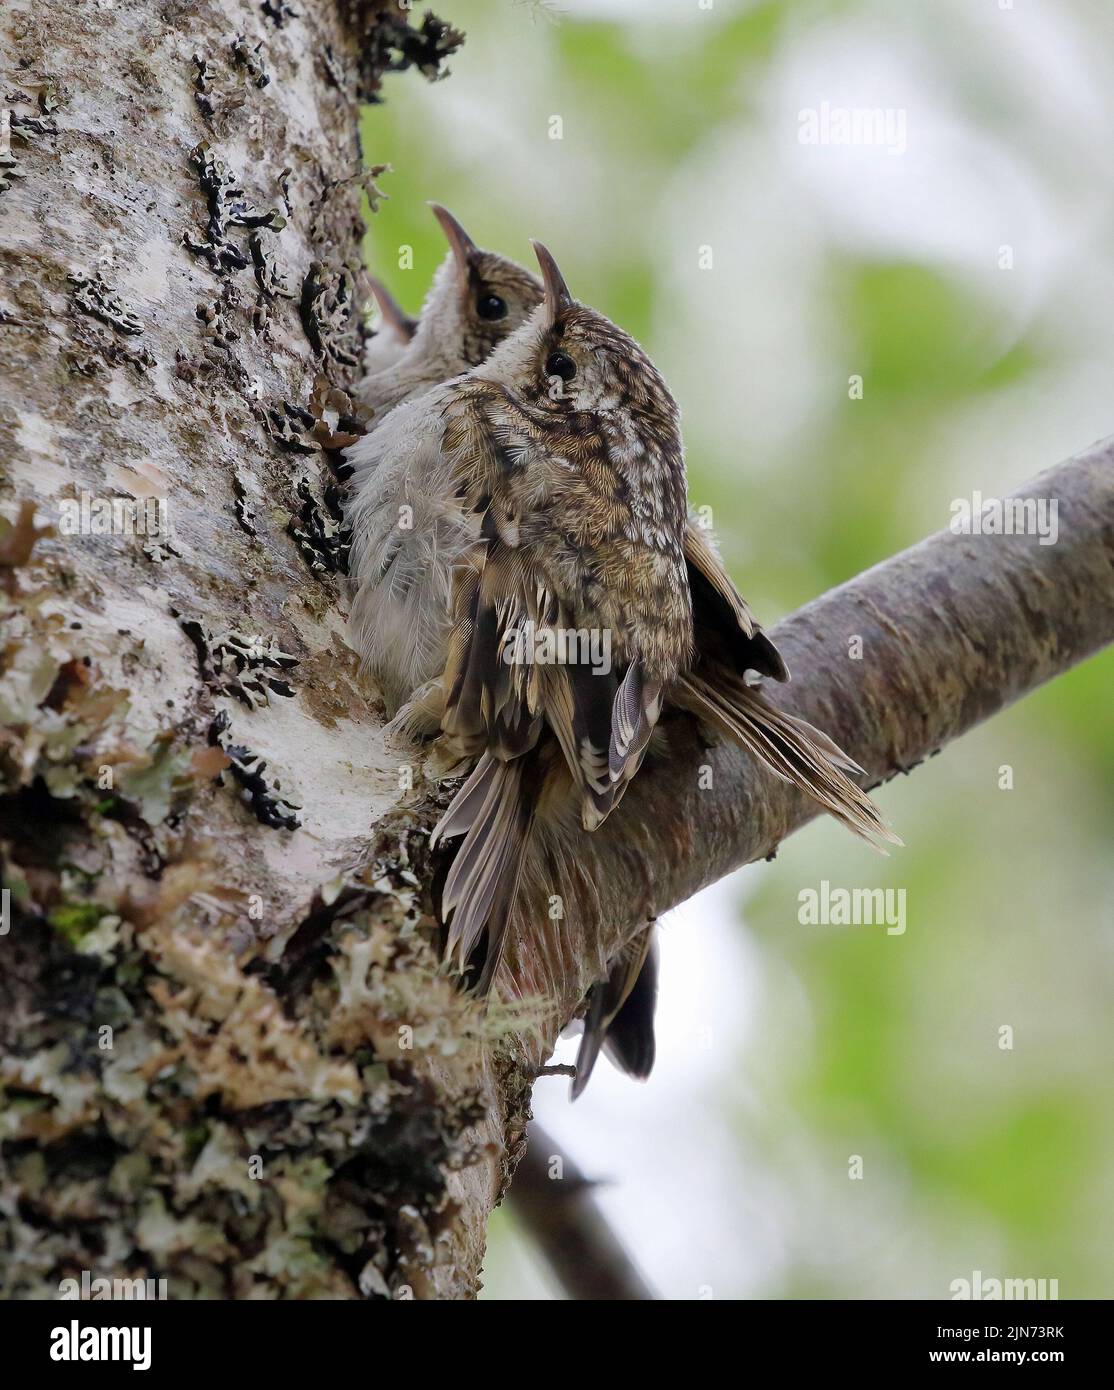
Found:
[351,214,664,1093]
[347,206,543,720]
[346,239,899,1095]
[360,276,419,379]
[356,203,544,423]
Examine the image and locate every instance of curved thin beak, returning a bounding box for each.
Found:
[368,277,418,342]
[428,202,478,283]
[530,240,573,320]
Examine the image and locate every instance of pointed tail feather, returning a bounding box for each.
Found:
[676,672,902,851]
[432,752,530,988]
[572,928,657,1100]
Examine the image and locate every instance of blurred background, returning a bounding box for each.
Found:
[361,0,1114,1298]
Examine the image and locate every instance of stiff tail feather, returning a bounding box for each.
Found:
[676,672,902,851]
[431,748,659,1094]
[431,751,531,992]
[572,927,658,1100]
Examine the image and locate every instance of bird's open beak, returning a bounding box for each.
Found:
[530,240,573,320]
[428,203,478,287]
[368,277,418,343]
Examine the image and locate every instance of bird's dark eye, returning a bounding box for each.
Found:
[476,293,507,320]
[545,351,577,383]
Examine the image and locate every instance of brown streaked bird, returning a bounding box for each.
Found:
[351,222,661,1093]
[356,203,544,422]
[347,242,898,1093]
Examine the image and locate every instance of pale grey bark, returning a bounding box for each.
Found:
[0,0,490,1302]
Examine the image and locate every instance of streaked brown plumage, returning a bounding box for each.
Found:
[347,234,899,1096]
[421,244,898,998]
[428,247,692,976]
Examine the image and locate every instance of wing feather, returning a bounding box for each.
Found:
[684,522,788,682]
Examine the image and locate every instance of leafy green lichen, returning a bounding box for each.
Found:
[47,901,105,946]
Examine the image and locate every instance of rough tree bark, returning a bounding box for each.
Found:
[1,0,1112,1302]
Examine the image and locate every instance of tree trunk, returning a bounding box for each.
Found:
[0,0,492,1301]
[2,2,1112,1303]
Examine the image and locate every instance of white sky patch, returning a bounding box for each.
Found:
[657,128,835,471]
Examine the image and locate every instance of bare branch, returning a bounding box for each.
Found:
[500,440,1114,1027]
[507,1123,654,1301]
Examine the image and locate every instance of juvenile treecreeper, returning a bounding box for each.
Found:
[357,203,543,423]
[347,237,898,1096]
[353,214,661,1090]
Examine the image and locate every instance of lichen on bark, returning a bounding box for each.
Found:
[0,0,504,1302]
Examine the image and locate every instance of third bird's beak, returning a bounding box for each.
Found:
[368,277,418,343]
[428,203,479,288]
[531,240,573,320]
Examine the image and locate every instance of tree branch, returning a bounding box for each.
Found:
[507,1123,654,1300]
[493,441,1112,1289]
[496,439,1114,1030]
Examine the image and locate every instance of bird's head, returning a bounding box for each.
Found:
[482,241,680,443]
[417,204,543,369]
